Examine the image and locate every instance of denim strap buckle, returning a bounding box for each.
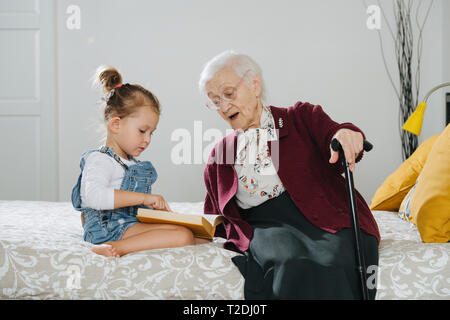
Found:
[99,146,129,170]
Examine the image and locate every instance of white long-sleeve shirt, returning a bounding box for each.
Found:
[80,151,137,210]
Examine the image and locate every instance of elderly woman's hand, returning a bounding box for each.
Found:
[329,129,364,172]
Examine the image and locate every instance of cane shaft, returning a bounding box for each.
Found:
[341,155,369,300]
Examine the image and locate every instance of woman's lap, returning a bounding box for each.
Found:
[247,224,378,299]
[234,192,379,299]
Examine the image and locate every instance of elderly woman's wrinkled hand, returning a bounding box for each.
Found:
[329,129,364,172]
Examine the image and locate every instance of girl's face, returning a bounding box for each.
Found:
[112,106,159,159]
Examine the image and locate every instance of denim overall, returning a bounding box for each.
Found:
[71,146,157,244]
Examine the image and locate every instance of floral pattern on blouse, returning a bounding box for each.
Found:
[234,105,286,209]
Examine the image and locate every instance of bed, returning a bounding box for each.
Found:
[0,200,449,300]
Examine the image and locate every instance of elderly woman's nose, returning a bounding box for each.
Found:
[220,101,233,112]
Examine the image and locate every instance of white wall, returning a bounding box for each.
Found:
[418,0,446,139]
[444,0,450,82]
[54,0,446,203]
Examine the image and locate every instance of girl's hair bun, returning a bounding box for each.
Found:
[92,65,122,93]
[91,64,161,122]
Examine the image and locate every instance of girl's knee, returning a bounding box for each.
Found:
[176,226,195,246]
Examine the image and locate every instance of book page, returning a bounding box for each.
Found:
[203,214,223,227]
[137,208,223,239]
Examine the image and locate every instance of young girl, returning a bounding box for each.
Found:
[71,65,199,258]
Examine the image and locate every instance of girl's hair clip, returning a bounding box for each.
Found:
[104,83,124,103]
[104,88,117,102]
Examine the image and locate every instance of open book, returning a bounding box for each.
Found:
[136,208,224,240]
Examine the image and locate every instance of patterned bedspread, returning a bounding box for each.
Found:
[0,200,448,299]
[372,210,449,299]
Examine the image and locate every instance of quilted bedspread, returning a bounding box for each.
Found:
[0,200,448,299]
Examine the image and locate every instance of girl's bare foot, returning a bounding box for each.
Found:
[91,243,120,257]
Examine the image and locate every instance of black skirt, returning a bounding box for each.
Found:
[231,191,379,300]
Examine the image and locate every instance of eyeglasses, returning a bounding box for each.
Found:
[205,70,251,111]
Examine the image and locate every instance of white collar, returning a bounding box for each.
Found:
[236,106,277,165]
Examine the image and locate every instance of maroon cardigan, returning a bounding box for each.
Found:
[203,101,380,253]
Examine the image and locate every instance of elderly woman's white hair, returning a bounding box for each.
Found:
[198,50,267,103]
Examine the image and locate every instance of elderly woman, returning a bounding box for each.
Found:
[199,50,380,300]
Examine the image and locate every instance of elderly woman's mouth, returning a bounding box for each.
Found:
[229,112,239,120]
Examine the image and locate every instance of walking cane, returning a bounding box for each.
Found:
[331,138,373,300]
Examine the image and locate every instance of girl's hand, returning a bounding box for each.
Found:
[329,129,364,172]
[143,194,171,211]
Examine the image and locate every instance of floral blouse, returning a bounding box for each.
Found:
[234,105,286,209]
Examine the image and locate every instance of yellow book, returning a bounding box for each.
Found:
[136,208,224,240]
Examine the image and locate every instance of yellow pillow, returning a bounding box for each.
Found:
[370,134,440,211]
[410,124,450,243]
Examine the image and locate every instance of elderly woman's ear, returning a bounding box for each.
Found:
[250,73,263,99]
